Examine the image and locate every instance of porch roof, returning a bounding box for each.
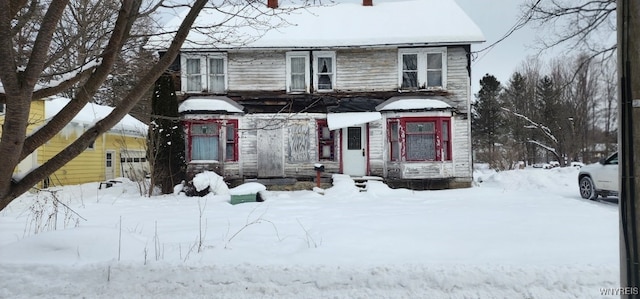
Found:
[179,96,245,114]
[376,96,453,112]
[327,112,382,131]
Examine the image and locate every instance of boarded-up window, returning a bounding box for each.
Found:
[288,124,310,162]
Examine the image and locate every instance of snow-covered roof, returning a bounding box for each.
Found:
[327,112,381,130]
[178,96,245,114]
[149,0,485,50]
[376,96,453,111]
[45,97,147,136]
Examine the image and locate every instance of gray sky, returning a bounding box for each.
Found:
[455,0,543,96]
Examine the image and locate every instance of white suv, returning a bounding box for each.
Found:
[578,152,618,200]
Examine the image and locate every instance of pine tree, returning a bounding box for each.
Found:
[472,74,505,168]
[502,72,530,164]
[149,73,186,194]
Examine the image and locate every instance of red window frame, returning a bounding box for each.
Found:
[186,119,238,162]
[387,117,451,162]
[317,119,335,161]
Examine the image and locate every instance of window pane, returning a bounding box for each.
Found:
[402,72,418,88]
[192,136,219,160]
[193,124,218,135]
[347,127,361,150]
[208,58,225,92]
[209,58,224,74]
[186,59,201,91]
[321,126,331,139]
[226,123,235,142]
[318,57,332,73]
[291,57,305,73]
[322,145,331,158]
[226,144,234,160]
[427,70,442,87]
[390,122,399,161]
[290,57,306,91]
[407,134,435,160]
[406,122,434,133]
[442,122,449,141]
[402,54,417,70]
[402,53,418,88]
[427,53,442,69]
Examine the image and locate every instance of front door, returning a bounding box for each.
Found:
[105,150,116,180]
[342,125,367,176]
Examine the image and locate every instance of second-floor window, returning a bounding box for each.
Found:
[181,54,227,94]
[313,51,336,91]
[398,48,447,90]
[286,52,310,93]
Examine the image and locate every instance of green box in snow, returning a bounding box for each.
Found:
[230,193,257,205]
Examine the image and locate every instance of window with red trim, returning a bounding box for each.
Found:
[387,117,451,162]
[187,119,238,162]
[317,119,335,161]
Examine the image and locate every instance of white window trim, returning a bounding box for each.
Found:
[312,51,336,92]
[181,53,228,94]
[397,47,447,91]
[286,51,310,93]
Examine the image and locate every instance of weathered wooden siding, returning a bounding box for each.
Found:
[228,51,286,91]
[452,115,472,179]
[335,48,397,92]
[368,120,385,176]
[445,46,471,112]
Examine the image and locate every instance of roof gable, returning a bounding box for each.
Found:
[149,0,485,50]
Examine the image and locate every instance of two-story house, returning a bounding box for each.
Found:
[152,0,484,189]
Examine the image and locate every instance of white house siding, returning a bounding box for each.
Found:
[227,51,286,91]
[445,46,471,112]
[368,120,385,176]
[452,115,472,180]
[335,48,398,92]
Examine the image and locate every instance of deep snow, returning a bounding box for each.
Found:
[0,167,619,298]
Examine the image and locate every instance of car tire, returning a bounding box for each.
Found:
[579,176,597,200]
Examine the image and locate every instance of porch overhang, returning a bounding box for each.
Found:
[376,96,454,112]
[179,96,245,114]
[326,112,382,131]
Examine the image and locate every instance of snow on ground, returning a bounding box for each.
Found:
[0,167,619,298]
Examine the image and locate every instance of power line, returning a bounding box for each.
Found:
[471,0,543,64]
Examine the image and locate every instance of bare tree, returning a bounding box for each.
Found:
[523,0,617,60]
[0,0,311,211]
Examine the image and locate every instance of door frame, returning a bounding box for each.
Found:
[105,150,116,180]
[339,123,369,176]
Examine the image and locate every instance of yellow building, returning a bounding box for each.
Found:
[5,97,149,187]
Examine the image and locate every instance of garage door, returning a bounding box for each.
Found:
[120,150,149,181]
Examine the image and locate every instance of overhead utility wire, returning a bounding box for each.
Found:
[470,0,543,64]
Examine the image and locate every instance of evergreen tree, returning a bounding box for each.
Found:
[149,74,186,194]
[502,72,530,164]
[472,74,505,168]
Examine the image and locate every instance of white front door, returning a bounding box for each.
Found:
[342,125,367,176]
[105,150,116,180]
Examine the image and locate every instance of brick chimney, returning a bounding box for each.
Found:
[363,0,372,6]
[268,0,278,8]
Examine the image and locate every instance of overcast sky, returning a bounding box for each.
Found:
[455,0,545,96]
